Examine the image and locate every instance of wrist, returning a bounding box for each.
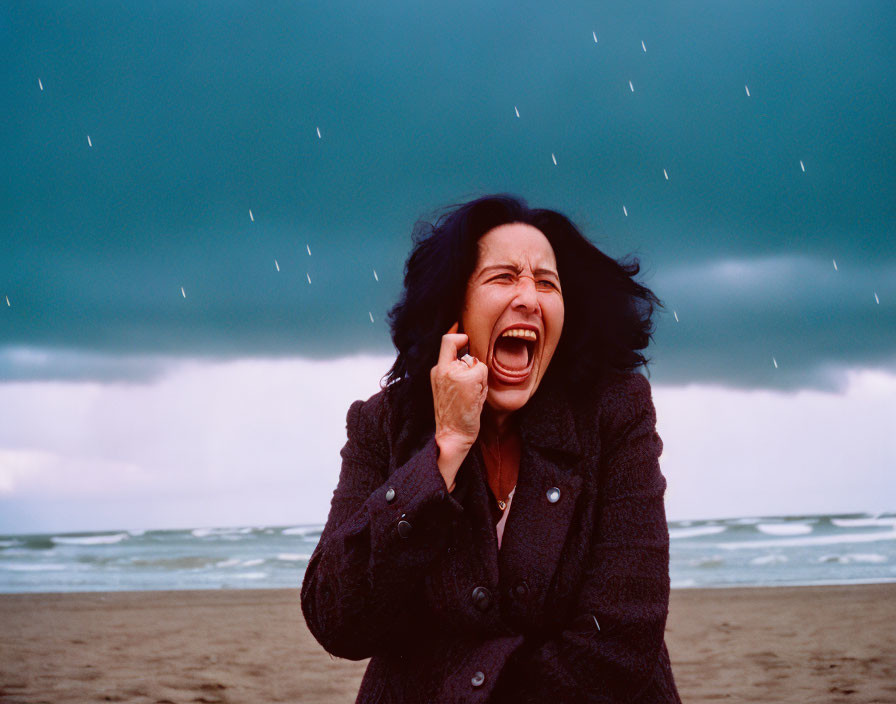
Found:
[435,433,473,461]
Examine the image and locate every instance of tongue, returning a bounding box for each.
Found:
[493,337,529,371]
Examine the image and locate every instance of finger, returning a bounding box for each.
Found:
[438,331,469,366]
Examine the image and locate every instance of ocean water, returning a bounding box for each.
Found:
[1,513,894,594]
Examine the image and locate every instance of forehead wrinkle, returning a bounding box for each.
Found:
[474,262,560,280]
[473,226,558,277]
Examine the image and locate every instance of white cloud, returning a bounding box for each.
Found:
[0,354,391,531]
[0,354,893,532]
[654,368,896,520]
[0,449,149,495]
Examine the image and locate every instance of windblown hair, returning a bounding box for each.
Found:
[384,194,661,442]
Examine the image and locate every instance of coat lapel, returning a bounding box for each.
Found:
[497,384,586,619]
[394,380,590,629]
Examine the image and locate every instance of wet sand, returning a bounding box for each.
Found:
[1,584,894,703]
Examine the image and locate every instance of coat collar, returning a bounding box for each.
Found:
[390,378,585,469]
[515,381,584,459]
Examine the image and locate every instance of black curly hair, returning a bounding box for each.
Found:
[384,194,661,442]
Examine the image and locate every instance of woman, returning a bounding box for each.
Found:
[301,195,681,703]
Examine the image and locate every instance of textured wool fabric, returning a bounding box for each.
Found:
[301,372,682,703]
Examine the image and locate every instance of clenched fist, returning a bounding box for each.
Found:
[430,322,488,491]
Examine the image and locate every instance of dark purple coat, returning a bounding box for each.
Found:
[301,372,682,703]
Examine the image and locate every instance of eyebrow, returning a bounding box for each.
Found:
[477,264,560,279]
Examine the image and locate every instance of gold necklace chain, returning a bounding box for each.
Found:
[483,433,514,511]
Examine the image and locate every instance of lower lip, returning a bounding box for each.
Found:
[489,358,533,386]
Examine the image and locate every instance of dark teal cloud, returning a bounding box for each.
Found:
[1,1,894,388]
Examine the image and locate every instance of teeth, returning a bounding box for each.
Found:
[500,328,537,341]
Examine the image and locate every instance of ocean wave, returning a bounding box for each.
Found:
[215,559,241,568]
[689,556,725,568]
[1,547,56,557]
[818,553,887,564]
[241,558,264,567]
[750,554,788,566]
[52,533,129,546]
[0,562,67,571]
[717,529,896,550]
[669,526,727,540]
[0,540,22,548]
[281,526,324,537]
[233,572,267,579]
[21,537,56,550]
[191,527,253,538]
[276,553,311,561]
[130,556,217,569]
[756,523,813,536]
[831,517,896,529]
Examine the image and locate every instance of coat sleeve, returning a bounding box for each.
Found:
[491,373,672,703]
[300,392,464,660]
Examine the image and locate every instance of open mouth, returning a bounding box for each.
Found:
[491,327,537,383]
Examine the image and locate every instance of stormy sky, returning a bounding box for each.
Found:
[1,1,893,532]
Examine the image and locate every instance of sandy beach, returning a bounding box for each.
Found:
[1,584,894,703]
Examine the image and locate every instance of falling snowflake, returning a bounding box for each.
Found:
[622,205,628,216]
[641,40,646,52]
[673,310,679,322]
[181,286,186,298]
[249,209,254,222]
[514,105,520,118]
[832,259,838,271]
[38,78,43,91]
[772,357,778,369]
[800,160,805,172]
[663,168,669,180]
[306,273,312,284]
[592,31,597,43]
[316,127,322,139]
[306,244,312,256]
[551,153,557,166]
[369,312,374,323]
[87,135,92,147]
[629,80,634,92]
[373,269,378,281]
[274,259,280,272]
[745,85,750,97]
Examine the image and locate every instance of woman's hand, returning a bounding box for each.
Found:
[430,322,488,490]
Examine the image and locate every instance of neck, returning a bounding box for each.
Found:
[481,407,515,441]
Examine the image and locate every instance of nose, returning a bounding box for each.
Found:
[512,275,539,312]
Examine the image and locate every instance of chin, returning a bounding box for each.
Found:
[485,384,537,415]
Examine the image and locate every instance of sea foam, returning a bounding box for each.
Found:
[669,526,727,540]
[756,523,813,536]
[52,533,129,546]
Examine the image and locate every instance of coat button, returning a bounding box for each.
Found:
[385,487,396,503]
[546,487,561,503]
[512,580,528,598]
[471,586,492,611]
[397,516,412,539]
[471,671,485,687]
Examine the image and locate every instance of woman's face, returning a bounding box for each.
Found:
[461,223,564,418]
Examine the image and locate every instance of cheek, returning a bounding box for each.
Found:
[464,292,498,333]
[546,300,565,353]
